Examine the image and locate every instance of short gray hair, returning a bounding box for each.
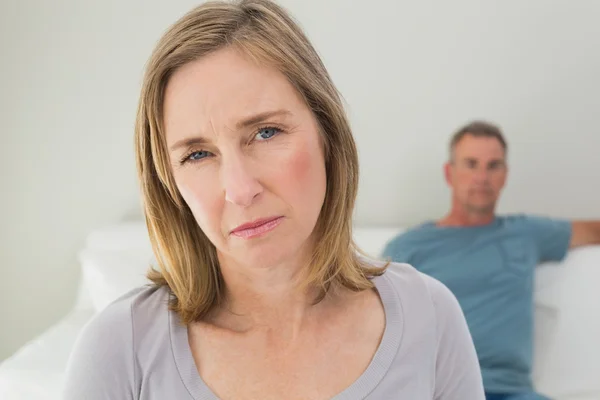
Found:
[449,120,507,159]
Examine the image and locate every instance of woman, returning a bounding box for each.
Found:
[63,1,484,399]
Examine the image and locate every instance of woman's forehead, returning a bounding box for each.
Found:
[163,49,307,141]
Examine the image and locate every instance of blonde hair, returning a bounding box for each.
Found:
[135,0,385,324]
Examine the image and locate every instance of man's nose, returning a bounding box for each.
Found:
[473,167,490,183]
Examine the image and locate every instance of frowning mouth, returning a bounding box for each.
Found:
[230,216,284,239]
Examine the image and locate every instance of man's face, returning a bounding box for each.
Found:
[445,134,508,214]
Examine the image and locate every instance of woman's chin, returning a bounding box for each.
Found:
[224,241,305,270]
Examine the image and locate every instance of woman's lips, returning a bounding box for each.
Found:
[230,216,284,239]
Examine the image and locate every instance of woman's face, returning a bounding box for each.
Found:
[163,47,327,270]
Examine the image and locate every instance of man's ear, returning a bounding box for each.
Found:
[444,162,452,186]
[499,163,509,189]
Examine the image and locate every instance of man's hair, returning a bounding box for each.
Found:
[449,120,507,160]
[134,0,385,325]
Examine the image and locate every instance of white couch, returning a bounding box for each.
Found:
[1,223,599,400]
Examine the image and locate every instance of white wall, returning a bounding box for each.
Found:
[1,0,598,359]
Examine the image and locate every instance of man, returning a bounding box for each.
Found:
[382,121,600,400]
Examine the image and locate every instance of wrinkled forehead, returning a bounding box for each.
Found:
[162,48,307,142]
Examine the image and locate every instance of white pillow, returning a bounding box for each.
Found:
[532,246,600,399]
[531,262,565,378]
[83,221,152,252]
[78,247,156,312]
[74,221,152,310]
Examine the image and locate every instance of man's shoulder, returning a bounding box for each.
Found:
[496,213,570,235]
[382,222,437,257]
[386,222,435,244]
[497,212,564,226]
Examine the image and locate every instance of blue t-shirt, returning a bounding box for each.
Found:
[381,214,572,393]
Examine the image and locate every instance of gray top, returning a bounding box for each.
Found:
[63,262,485,399]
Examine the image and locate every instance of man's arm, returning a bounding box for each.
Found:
[570,220,600,248]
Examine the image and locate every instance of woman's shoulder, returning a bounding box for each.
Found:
[69,284,170,355]
[85,284,170,333]
[63,284,171,398]
[373,259,461,316]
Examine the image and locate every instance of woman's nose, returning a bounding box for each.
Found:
[221,155,263,207]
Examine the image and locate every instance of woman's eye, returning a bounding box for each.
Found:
[255,127,281,141]
[187,150,210,162]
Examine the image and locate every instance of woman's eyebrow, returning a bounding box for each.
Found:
[169,136,210,152]
[235,109,292,130]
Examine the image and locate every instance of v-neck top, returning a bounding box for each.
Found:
[63,261,485,399]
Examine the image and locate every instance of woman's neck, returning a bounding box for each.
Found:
[209,253,334,338]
